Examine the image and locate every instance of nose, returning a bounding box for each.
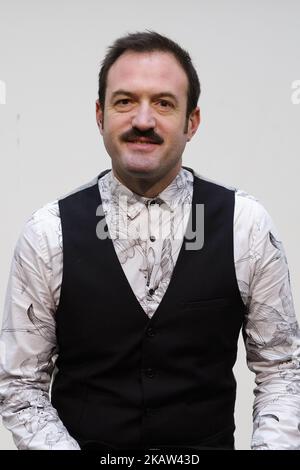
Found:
[131,102,156,130]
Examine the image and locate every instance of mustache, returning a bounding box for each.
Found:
[121,128,164,145]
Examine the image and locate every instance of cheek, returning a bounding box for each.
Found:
[165,125,186,144]
[104,112,130,133]
[103,125,122,147]
[163,116,186,135]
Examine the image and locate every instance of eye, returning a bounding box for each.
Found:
[115,98,132,106]
[157,99,173,109]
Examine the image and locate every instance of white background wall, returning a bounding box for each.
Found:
[0,0,299,450]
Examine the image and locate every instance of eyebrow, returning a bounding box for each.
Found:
[110,89,179,105]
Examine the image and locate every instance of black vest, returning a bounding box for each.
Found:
[51,167,246,450]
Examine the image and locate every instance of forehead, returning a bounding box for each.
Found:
[106,51,188,98]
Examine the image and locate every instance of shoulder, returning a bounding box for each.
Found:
[18,175,102,256]
[30,174,101,225]
[16,200,62,262]
[58,174,101,202]
[234,188,279,240]
[192,168,238,200]
[191,168,278,238]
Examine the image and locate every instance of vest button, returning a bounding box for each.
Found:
[149,235,156,242]
[145,368,155,378]
[146,327,156,337]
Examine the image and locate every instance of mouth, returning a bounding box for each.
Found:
[125,139,160,151]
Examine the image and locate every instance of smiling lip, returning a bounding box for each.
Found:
[126,141,159,151]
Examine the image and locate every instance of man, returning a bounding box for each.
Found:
[0,31,299,451]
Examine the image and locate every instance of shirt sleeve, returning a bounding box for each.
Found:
[241,201,300,450]
[0,208,80,450]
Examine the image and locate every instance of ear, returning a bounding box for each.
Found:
[186,106,201,142]
[96,99,104,134]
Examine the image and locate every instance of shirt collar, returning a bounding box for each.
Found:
[100,167,193,220]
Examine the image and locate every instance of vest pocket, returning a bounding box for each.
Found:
[182,425,235,450]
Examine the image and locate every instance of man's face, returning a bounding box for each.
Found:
[96,51,200,184]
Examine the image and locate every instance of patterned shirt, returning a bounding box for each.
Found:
[0,167,299,450]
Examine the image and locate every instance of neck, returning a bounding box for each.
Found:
[112,163,182,198]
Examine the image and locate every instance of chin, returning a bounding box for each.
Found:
[124,166,159,179]
[122,157,160,176]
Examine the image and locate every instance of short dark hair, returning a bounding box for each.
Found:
[98,31,201,119]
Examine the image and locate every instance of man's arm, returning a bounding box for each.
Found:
[0,208,80,449]
[241,200,300,450]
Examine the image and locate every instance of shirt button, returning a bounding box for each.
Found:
[149,288,155,296]
[146,327,156,337]
[149,200,157,205]
[145,368,155,378]
[150,235,156,242]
